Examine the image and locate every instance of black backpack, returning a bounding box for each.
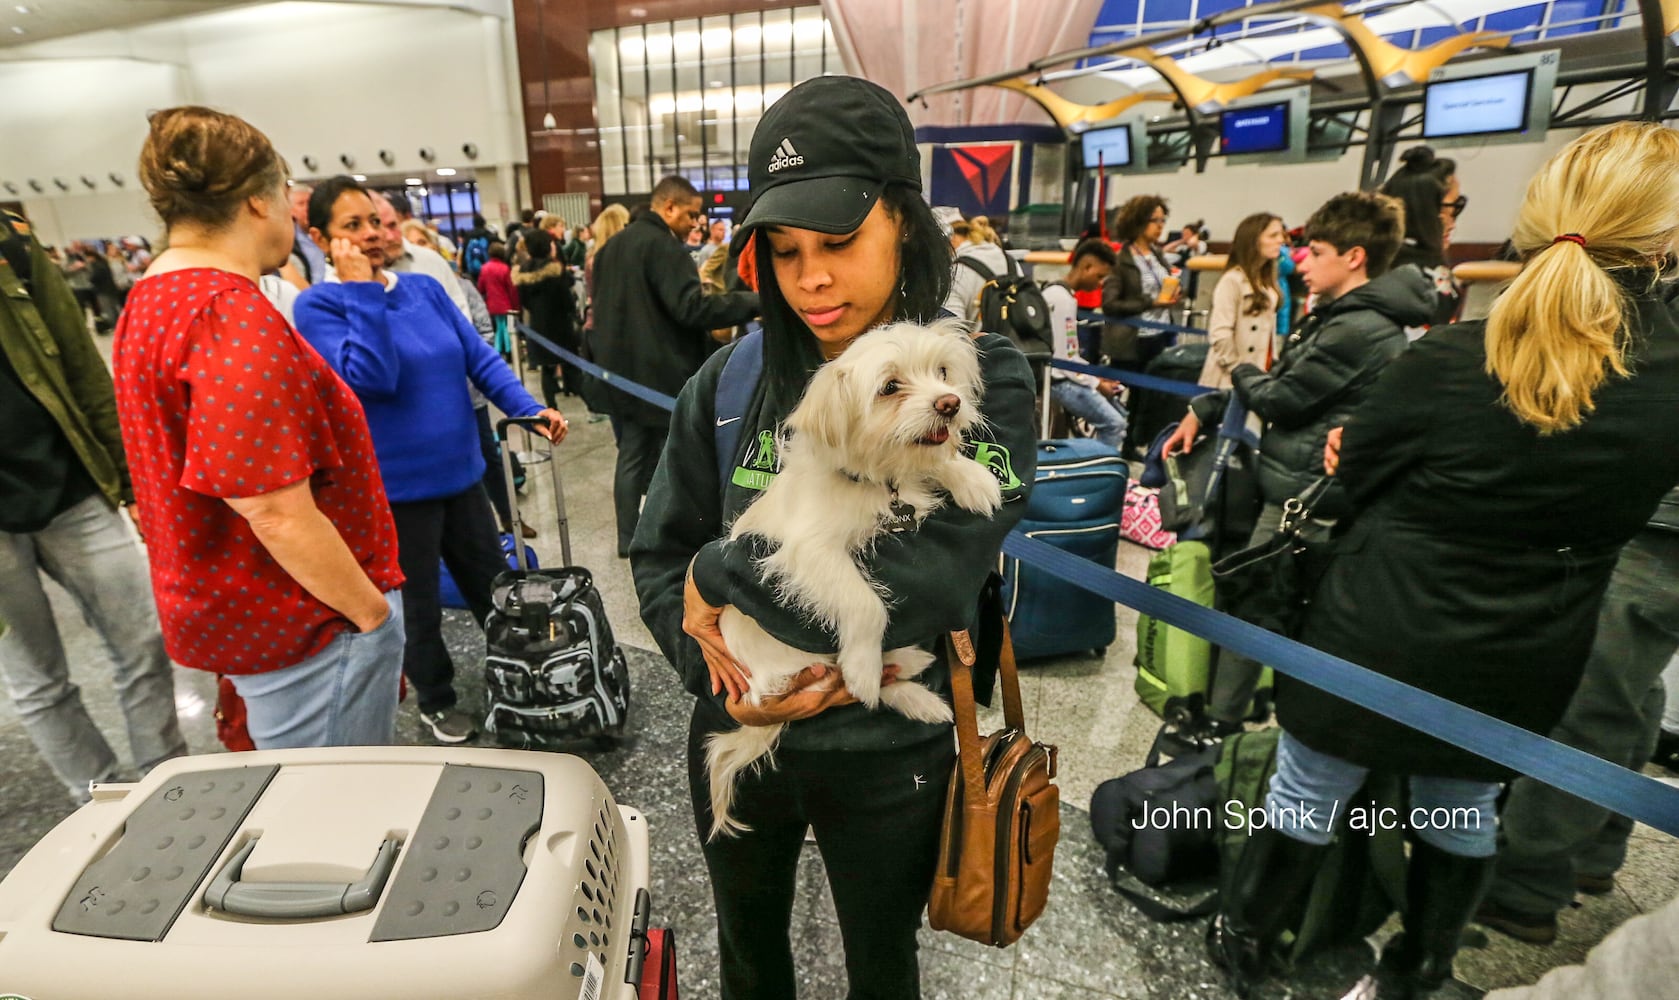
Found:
[956,254,1055,362]
[483,566,631,749]
[1091,728,1407,965]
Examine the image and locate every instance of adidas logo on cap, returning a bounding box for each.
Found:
[767,137,805,173]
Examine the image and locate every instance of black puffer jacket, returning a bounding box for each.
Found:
[1191,266,1434,514]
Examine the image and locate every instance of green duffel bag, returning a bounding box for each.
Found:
[1134,541,1215,718]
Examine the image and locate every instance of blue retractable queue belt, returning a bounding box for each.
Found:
[518,322,1679,839]
[519,323,679,413]
[1077,308,1209,339]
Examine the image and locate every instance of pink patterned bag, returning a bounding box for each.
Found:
[1122,482,1178,550]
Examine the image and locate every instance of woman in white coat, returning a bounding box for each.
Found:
[1199,213,1286,388]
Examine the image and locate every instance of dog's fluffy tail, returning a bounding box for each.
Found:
[704,723,785,841]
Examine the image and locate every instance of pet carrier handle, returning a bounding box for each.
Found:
[496,416,573,567]
[623,887,653,986]
[202,836,400,920]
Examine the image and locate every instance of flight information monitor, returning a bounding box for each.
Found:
[1422,69,1534,138]
[1219,102,1291,155]
[1081,124,1133,169]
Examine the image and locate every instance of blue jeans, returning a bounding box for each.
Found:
[0,495,188,801]
[1050,378,1127,450]
[227,591,405,748]
[1267,730,1502,857]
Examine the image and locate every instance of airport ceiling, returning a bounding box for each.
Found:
[0,1,259,47]
[1070,0,1635,84]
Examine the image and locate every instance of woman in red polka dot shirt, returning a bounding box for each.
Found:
[113,107,407,748]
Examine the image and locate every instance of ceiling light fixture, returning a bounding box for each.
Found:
[13,4,29,13]
[352,173,367,181]
[10,26,24,34]
[404,178,423,185]
[536,0,557,132]
[435,167,457,176]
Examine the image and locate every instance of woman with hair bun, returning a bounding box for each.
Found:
[113,107,406,748]
[1209,121,1679,999]
[1382,144,1465,327]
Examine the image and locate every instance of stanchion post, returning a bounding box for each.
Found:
[508,324,549,465]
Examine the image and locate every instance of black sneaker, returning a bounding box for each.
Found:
[1475,899,1558,945]
[422,709,479,744]
[1575,872,1615,896]
[1652,730,1679,773]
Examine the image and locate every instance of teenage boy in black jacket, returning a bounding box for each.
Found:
[592,175,760,556]
[1163,191,1433,738]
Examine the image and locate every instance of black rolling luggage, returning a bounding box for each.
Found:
[485,417,631,748]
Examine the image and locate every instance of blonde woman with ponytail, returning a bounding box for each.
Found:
[1484,124,1679,433]
[1210,122,1679,1000]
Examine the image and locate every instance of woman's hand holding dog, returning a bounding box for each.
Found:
[684,566,752,700]
[722,663,904,726]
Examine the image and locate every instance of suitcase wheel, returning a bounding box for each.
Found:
[1094,646,1107,657]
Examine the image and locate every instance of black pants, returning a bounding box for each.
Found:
[538,365,562,410]
[389,486,506,713]
[559,359,585,399]
[687,708,955,1000]
[614,418,668,554]
[474,407,516,529]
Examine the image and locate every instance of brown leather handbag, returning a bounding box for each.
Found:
[927,624,1060,947]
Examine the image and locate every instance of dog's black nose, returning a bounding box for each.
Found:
[934,394,961,416]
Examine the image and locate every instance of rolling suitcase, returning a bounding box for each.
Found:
[1002,439,1128,660]
[486,417,631,749]
[0,747,674,999]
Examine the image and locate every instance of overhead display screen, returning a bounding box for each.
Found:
[1423,70,1533,138]
[1219,102,1291,156]
[1081,125,1133,169]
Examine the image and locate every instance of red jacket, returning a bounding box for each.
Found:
[476,258,520,314]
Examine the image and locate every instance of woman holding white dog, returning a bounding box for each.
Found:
[632,76,1037,999]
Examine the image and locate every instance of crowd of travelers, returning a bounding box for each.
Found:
[2,80,1677,1000]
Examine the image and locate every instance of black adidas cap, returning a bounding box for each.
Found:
[732,76,921,251]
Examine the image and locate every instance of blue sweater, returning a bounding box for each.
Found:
[295,273,542,503]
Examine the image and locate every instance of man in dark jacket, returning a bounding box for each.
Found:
[0,210,187,803]
[592,174,759,556]
[1479,488,1679,944]
[1164,191,1432,736]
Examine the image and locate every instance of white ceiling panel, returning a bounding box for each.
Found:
[0,1,259,48]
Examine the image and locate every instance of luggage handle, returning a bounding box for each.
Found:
[202,836,400,920]
[496,416,572,567]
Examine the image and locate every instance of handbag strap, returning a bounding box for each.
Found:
[1281,475,1335,532]
[947,621,1027,802]
[947,632,986,799]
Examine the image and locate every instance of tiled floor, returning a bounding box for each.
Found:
[2,376,1675,998]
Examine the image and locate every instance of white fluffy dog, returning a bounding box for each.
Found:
[706,319,1004,840]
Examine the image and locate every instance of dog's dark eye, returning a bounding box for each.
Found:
[938,367,948,380]
[879,380,900,397]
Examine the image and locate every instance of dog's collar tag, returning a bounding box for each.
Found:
[887,497,917,533]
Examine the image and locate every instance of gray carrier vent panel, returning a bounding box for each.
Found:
[370,765,544,942]
[51,765,280,941]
